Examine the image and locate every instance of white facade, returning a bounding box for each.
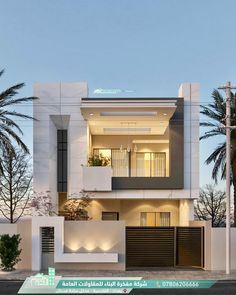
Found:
[33,82,88,207]
[33,82,199,225]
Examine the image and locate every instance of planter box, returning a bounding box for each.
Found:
[82,166,112,191]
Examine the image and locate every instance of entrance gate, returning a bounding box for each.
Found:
[126,226,204,269]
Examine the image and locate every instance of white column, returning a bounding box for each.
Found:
[178,83,200,199]
[33,82,88,207]
[59,82,88,196]
[179,199,194,226]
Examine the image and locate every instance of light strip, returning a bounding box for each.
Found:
[132,140,169,144]
[103,127,151,133]
[100,111,157,116]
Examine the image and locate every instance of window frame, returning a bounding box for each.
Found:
[135,152,166,177]
[102,211,119,221]
[140,211,171,226]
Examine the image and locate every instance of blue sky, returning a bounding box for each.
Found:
[1,0,236,189]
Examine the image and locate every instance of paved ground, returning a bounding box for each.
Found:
[1,280,236,295]
[1,269,236,280]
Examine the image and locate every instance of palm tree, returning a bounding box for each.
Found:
[0,69,38,171]
[200,89,236,224]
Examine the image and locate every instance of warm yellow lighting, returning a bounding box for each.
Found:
[144,153,150,160]
[67,242,81,252]
[100,242,112,251]
[85,242,96,251]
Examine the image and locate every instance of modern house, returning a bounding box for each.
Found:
[2,81,236,272]
[29,82,203,271]
[33,82,199,227]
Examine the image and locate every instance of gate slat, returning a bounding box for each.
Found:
[176,227,204,268]
[126,227,175,269]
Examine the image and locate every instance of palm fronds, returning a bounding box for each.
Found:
[0,69,38,171]
[201,89,236,182]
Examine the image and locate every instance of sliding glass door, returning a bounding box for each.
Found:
[136,152,166,177]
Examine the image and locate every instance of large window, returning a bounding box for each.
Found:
[93,149,129,177]
[136,152,166,177]
[140,212,170,226]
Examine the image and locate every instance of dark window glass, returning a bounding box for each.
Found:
[57,130,67,192]
[102,212,119,221]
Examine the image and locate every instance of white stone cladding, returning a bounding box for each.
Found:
[33,82,88,207]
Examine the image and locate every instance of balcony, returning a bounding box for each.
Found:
[81,96,184,190]
[82,166,112,191]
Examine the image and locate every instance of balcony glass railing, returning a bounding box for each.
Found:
[93,149,167,177]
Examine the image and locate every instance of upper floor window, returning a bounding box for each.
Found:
[136,152,166,177]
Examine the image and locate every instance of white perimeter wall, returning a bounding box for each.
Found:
[1,218,236,271]
[211,228,236,270]
[0,224,17,235]
[0,220,32,270]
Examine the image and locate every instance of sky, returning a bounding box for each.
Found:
[1,0,236,190]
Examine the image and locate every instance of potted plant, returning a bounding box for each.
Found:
[88,153,110,167]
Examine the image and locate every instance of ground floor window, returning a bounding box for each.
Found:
[102,212,119,220]
[140,212,170,226]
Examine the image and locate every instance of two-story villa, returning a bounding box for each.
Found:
[33,82,199,228]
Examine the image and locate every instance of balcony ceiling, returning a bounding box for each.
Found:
[81,98,177,135]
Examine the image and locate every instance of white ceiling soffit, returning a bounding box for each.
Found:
[89,120,169,135]
[81,100,177,135]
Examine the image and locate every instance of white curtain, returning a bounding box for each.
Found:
[160,212,170,226]
[136,153,150,176]
[151,153,166,177]
[112,150,129,177]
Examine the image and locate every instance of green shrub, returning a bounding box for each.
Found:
[88,154,110,166]
[0,234,21,271]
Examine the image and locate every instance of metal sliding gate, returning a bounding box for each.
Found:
[126,226,204,269]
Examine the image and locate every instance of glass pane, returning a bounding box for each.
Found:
[136,153,150,177]
[111,150,129,177]
[160,212,170,226]
[102,212,119,220]
[151,153,166,176]
[146,212,155,226]
[140,212,146,226]
[140,212,156,226]
[93,149,111,166]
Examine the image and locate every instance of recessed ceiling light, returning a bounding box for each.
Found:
[100,111,157,116]
[103,127,151,133]
[89,113,94,116]
[163,113,167,116]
